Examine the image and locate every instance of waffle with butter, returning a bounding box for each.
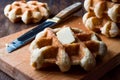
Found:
[29,27,107,72]
[4,1,49,24]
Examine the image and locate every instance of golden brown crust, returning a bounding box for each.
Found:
[29,27,107,72]
[4,1,49,24]
[83,12,120,37]
[84,0,120,22]
[83,0,120,37]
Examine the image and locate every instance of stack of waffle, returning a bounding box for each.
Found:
[29,27,107,72]
[4,1,49,24]
[83,0,120,37]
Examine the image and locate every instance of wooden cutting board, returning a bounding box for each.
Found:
[0,16,120,80]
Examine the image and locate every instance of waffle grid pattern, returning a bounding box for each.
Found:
[4,1,49,24]
[83,0,120,37]
[29,27,107,72]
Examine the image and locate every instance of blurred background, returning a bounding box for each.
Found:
[0,0,119,80]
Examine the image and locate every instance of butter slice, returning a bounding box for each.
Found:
[56,27,75,44]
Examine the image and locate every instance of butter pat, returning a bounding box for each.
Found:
[56,27,75,44]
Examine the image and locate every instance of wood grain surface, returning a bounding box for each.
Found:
[0,0,84,37]
[0,0,120,80]
[0,16,120,80]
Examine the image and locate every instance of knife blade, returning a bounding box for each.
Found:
[6,2,82,53]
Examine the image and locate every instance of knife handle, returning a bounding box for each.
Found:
[55,2,82,19]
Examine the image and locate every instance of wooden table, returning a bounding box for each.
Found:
[0,0,120,80]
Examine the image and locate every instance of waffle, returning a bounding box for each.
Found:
[83,12,120,37]
[4,1,49,24]
[29,27,107,72]
[84,0,120,23]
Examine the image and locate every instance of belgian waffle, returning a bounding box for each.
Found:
[84,0,120,22]
[29,27,107,72]
[4,1,49,24]
[83,12,120,37]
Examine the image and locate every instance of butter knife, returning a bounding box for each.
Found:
[6,2,82,53]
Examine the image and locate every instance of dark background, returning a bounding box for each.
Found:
[0,0,120,80]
